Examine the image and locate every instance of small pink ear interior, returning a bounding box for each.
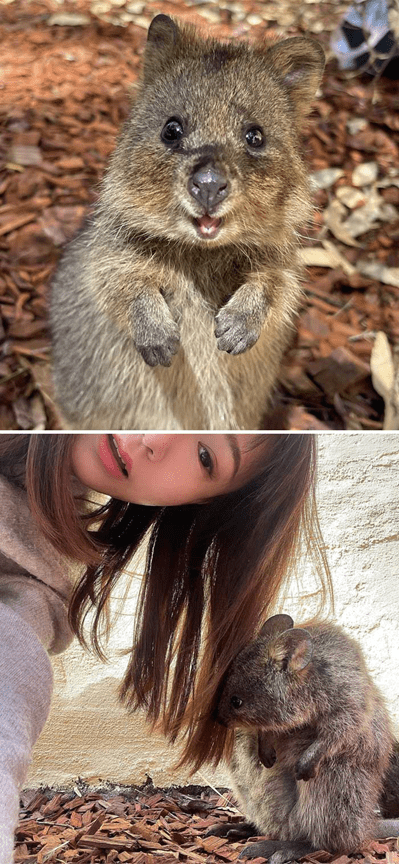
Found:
[270,628,313,672]
[290,634,312,671]
[283,68,306,86]
[265,36,324,119]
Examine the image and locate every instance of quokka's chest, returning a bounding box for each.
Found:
[160,256,259,317]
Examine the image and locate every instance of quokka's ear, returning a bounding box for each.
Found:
[258,613,294,642]
[266,36,325,121]
[143,15,180,83]
[269,627,313,672]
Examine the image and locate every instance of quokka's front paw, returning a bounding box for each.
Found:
[205,821,257,841]
[294,753,317,782]
[294,741,322,781]
[131,295,180,367]
[258,731,277,769]
[215,296,266,355]
[137,323,180,367]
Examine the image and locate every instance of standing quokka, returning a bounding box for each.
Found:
[210,614,397,863]
[50,15,325,430]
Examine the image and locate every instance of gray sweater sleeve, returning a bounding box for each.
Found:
[0,474,76,860]
[0,602,54,864]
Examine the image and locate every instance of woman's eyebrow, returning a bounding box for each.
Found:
[224,433,241,477]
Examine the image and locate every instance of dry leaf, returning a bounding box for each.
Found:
[370,332,399,430]
[300,248,339,268]
[323,199,360,247]
[310,168,344,190]
[356,261,399,289]
[47,12,91,24]
[335,186,366,209]
[342,188,397,239]
[352,162,379,186]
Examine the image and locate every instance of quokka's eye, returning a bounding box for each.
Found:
[161,118,184,144]
[245,125,265,150]
[231,696,243,709]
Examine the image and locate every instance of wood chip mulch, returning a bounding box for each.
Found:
[2,0,399,429]
[15,785,399,864]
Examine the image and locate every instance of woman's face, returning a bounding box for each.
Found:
[72,434,264,506]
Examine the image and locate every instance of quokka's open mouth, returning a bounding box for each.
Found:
[194,214,222,239]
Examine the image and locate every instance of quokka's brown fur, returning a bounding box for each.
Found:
[50,16,325,430]
[210,614,395,863]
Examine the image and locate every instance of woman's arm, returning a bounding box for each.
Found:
[0,601,54,862]
[0,583,72,863]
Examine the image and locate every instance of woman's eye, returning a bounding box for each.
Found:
[198,443,214,476]
[245,125,265,150]
[161,118,184,145]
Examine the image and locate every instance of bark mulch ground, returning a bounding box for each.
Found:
[15,785,399,864]
[2,0,399,429]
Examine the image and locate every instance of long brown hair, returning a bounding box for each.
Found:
[0,433,331,770]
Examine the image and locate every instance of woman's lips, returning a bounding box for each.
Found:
[98,434,128,479]
[109,434,129,476]
[112,435,135,476]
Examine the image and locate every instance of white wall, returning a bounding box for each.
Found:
[312,432,399,724]
[27,432,399,788]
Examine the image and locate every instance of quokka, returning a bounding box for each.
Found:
[51,15,324,429]
[210,614,398,863]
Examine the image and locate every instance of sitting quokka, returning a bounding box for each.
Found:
[50,15,325,430]
[210,614,397,863]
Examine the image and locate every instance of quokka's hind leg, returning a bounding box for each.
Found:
[240,839,314,862]
[268,841,315,864]
[376,818,399,838]
[239,839,281,860]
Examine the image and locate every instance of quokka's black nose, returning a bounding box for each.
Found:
[188,163,229,212]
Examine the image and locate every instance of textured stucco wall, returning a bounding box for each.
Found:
[309,432,399,725]
[27,432,399,789]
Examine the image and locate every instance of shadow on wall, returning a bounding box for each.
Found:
[27,677,221,788]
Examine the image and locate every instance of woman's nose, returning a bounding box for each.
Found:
[142,434,178,461]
